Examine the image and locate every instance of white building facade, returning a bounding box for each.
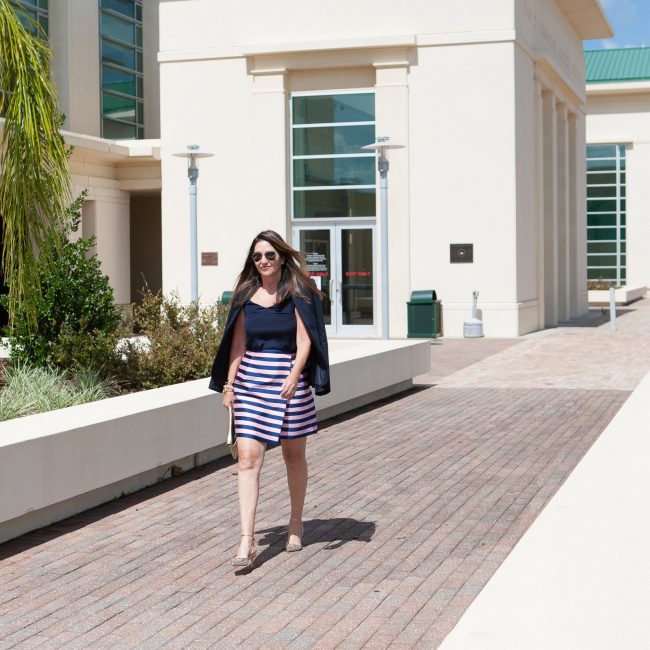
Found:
[158,0,611,338]
[585,48,650,295]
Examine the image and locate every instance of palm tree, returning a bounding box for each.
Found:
[0,0,71,330]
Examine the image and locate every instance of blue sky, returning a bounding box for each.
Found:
[585,0,650,50]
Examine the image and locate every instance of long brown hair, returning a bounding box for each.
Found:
[232,230,323,306]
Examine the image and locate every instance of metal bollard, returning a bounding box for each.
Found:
[609,282,616,332]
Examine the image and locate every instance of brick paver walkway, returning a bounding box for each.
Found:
[1,300,649,649]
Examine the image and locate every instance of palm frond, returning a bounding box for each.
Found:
[0,0,71,331]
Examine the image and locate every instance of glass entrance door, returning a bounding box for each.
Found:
[294,225,375,336]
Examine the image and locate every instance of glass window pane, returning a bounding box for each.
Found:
[293,157,375,187]
[136,76,143,98]
[103,92,136,122]
[587,172,616,185]
[587,199,617,212]
[587,228,618,241]
[102,65,136,96]
[341,229,373,325]
[293,125,376,156]
[136,25,142,47]
[587,185,617,198]
[588,268,616,280]
[588,242,617,254]
[299,230,332,325]
[294,189,375,218]
[587,158,617,172]
[102,38,135,69]
[101,0,135,18]
[587,144,617,158]
[137,101,144,124]
[103,118,136,139]
[101,11,135,44]
[293,93,374,125]
[588,255,619,267]
[587,214,617,227]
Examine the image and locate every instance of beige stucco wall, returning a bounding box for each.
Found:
[50,0,101,136]
[586,88,650,289]
[156,0,605,337]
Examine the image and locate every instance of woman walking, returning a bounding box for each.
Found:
[209,230,330,568]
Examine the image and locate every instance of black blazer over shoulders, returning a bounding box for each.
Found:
[208,291,331,396]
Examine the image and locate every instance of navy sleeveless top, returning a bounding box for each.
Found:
[244,297,297,353]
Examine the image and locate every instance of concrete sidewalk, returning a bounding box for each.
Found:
[0,300,649,648]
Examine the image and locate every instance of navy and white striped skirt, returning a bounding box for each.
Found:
[233,350,318,445]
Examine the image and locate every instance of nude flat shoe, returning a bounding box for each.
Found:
[232,534,257,568]
[286,518,303,552]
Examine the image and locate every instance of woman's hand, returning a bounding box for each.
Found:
[280,373,299,400]
[222,390,235,409]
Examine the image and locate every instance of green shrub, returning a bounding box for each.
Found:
[1,191,124,374]
[117,290,227,390]
[0,362,116,421]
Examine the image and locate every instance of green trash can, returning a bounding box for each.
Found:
[221,291,233,306]
[407,290,441,338]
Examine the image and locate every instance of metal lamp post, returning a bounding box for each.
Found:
[362,136,404,339]
[173,144,214,302]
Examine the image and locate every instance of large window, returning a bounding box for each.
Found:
[586,144,626,285]
[291,92,375,219]
[99,0,143,139]
[11,0,48,37]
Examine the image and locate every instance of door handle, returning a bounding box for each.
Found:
[338,281,342,303]
[329,278,334,298]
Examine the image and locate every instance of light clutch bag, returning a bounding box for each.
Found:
[227,406,238,460]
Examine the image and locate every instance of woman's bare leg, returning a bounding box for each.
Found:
[236,437,266,557]
[281,437,308,544]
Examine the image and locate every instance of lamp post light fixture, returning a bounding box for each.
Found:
[362,136,404,340]
[173,144,214,302]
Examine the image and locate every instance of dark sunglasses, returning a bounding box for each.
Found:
[251,251,277,263]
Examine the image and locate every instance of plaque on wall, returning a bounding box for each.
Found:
[201,252,219,266]
[450,244,473,263]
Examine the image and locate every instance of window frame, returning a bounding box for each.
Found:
[99,0,144,140]
[290,89,377,221]
[586,144,626,285]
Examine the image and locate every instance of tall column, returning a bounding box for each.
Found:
[374,61,410,338]
[574,110,588,313]
[251,68,288,236]
[542,90,558,328]
[556,102,570,322]
[92,191,131,305]
[535,81,546,331]
[568,112,579,317]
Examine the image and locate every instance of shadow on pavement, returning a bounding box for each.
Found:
[235,517,377,573]
[560,307,634,328]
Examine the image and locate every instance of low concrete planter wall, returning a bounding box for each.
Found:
[588,285,646,306]
[0,339,429,543]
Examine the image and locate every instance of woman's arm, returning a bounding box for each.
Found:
[223,310,246,408]
[279,309,311,400]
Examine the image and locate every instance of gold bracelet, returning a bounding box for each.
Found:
[223,386,234,393]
